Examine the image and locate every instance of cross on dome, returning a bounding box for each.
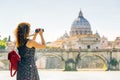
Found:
[79,10,83,17]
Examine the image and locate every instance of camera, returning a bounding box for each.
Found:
[35,28,44,33]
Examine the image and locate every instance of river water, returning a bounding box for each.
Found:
[0,70,120,80]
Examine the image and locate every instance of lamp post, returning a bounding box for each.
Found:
[109,42,114,70]
[109,49,112,70]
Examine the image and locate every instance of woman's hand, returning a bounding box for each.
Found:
[32,32,39,40]
[29,28,46,49]
[39,29,44,35]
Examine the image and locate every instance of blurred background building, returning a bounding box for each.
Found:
[47,10,120,50]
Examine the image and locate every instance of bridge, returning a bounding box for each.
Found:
[0,49,120,71]
[35,49,120,71]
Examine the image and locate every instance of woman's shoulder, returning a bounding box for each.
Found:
[26,39,34,48]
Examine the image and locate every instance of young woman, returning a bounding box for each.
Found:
[14,22,46,80]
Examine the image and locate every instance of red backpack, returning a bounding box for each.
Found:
[8,50,20,77]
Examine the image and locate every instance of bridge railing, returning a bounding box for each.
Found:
[35,48,120,52]
[1,48,120,53]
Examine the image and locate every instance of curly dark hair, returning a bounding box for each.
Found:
[14,22,30,47]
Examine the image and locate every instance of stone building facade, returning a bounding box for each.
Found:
[45,10,120,50]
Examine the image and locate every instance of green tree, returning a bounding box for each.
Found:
[3,37,7,42]
[110,58,118,67]
[0,37,7,49]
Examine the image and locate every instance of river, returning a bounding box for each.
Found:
[0,70,120,80]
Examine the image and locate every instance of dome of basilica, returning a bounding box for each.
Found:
[70,10,92,36]
[71,16,91,29]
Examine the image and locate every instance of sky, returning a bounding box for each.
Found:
[0,0,120,42]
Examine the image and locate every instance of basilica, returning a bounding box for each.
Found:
[47,10,120,50]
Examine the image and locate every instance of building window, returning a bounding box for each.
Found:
[79,47,81,50]
[96,38,98,40]
[87,45,90,49]
[102,41,104,43]
[76,31,78,35]
[96,47,98,49]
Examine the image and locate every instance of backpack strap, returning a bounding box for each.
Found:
[10,63,17,77]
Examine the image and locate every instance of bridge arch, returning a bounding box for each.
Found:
[36,53,65,70]
[78,53,109,70]
[0,61,5,70]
